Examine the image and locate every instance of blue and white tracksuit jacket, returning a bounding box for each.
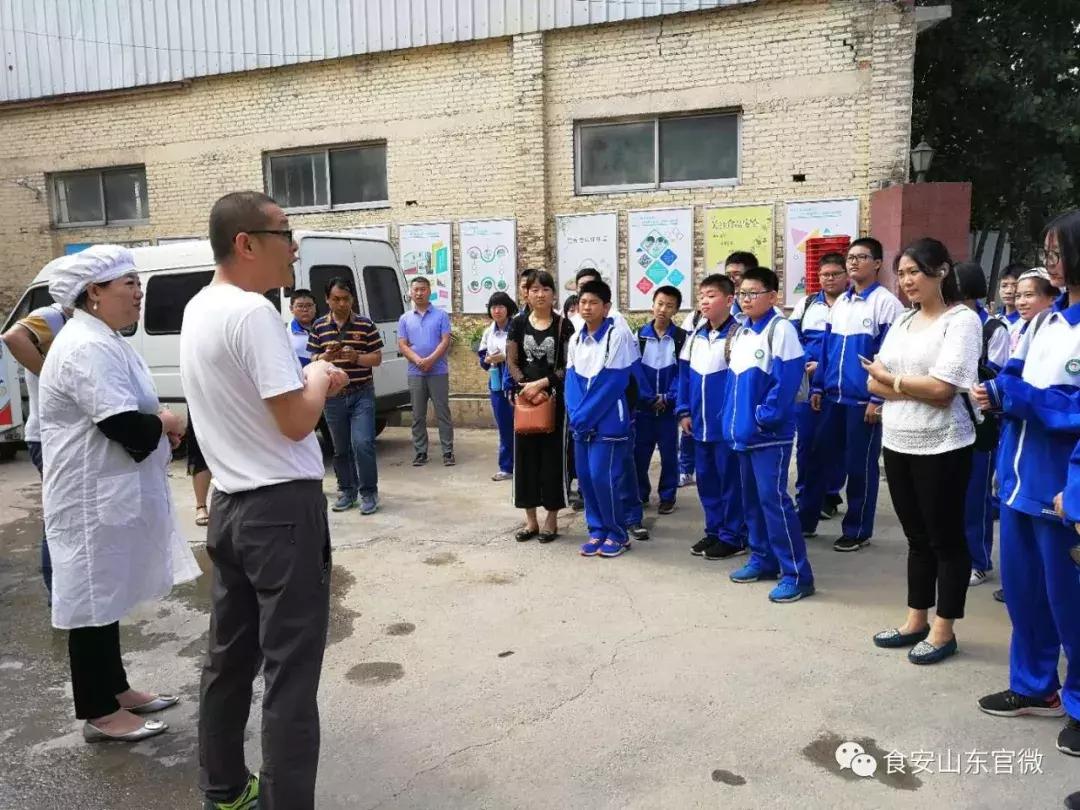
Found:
[676,316,744,545]
[722,311,813,585]
[566,318,641,544]
[985,301,1080,717]
[478,321,514,474]
[633,321,685,505]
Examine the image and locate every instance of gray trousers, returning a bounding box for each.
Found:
[409,373,454,456]
[198,479,331,810]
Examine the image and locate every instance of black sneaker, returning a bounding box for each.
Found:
[627,524,650,542]
[1066,790,1080,809]
[657,501,675,515]
[569,493,584,512]
[820,503,839,520]
[1060,717,1080,756]
[833,536,869,553]
[703,540,747,561]
[412,453,428,467]
[993,589,1006,603]
[443,452,456,467]
[691,536,716,556]
[978,689,1065,718]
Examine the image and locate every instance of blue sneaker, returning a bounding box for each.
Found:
[332,494,357,512]
[580,538,604,557]
[598,539,630,558]
[729,562,779,583]
[360,494,378,515]
[768,580,816,603]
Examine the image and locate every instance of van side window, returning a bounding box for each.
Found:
[145,270,214,335]
[363,266,405,323]
[3,286,55,331]
[309,265,359,318]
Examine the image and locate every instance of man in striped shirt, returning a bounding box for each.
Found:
[307,277,384,514]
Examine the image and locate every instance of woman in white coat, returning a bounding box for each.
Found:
[39,245,200,743]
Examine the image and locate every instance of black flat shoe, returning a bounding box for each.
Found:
[515,529,539,542]
[537,532,559,544]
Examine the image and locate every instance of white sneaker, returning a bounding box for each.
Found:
[969,569,990,587]
[678,473,695,487]
[491,471,512,481]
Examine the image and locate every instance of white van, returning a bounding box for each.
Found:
[0,231,411,459]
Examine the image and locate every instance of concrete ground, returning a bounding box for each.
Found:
[0,427,1074,809]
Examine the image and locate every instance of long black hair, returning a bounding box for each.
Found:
[486,291,518,321]
[1044,209,1080,288]
[899,237,962,305]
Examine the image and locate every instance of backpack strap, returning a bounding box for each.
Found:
[981,317,1006,368]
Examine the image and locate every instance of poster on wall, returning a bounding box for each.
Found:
[346,224,391,241]
[783,199,859,303]
[555,212,619,302]
[704,205,774,274]
[626,207,693,311]
[399,223,453,311]
[459,218,517,314]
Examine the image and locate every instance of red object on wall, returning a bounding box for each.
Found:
[804,236,852,295]
[871,182,972,296]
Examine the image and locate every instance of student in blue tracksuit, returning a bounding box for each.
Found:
[723,267,815,603]
[478,291,518,482]
[804,237,905,550]
[634,285,687,515]
[723,251,759,322]
[677,274,746,561]
[995,263,1025,327]
[566,281,640,558]
[974,209,1080,757]
[790,253,848,525]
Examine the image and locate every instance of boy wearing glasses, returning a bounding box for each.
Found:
[723,267,815,603]
[807,237,904,551]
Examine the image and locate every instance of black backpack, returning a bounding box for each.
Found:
[962,317,1009,451]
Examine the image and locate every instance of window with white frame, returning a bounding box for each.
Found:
[575,112,739,193]
[265,143,388,211]
[51,166,149,226]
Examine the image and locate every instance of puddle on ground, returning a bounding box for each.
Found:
[802,731,922,791]
[385,622,415,636]
[711,769,746,786]
[423,551,457,566]
[328,565,360,645]
[479,572,517,585]
[346,661,404,685]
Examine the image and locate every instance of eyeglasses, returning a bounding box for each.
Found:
[1038,247,1062,265]
[736,289,770,300]
[819,271,848,280]
[846,253,874,264]
[247,229,294,243]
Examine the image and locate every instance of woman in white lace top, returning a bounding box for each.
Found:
[860,238,982,666]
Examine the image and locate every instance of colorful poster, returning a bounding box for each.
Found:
[459,218,517,314]
[784,199,859,303]
[626,207,693,311]
[346,224,390,241]
[555,212,619,301]
[704,205,774,274]
[399,223,453,311]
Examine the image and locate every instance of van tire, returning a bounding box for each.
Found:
[0,444,18,462]
[375,418,387,437]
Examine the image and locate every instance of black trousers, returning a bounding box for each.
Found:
[512,405,569,511]
[883,445,974,619]
[198,480,331,810]
[69,622,130,719]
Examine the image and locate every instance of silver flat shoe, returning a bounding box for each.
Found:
[127,694,180,714]
[83,719,167,743]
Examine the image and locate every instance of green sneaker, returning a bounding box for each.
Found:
[204,775,259,810]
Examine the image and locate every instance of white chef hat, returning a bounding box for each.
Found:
[47,245,137,308]
[1018,267,1052,283]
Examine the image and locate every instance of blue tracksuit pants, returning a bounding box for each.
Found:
[575,438,630,544]
[798,400,881,540]
[794,401,844,506]
[622,419,643,526]
[739,444,814,587]
[1001,505,1080,718]
[635,410,679,504]
[694,440,745,546]
[679,432,696,476]
[490,390,514,474]
[964,448,994,572]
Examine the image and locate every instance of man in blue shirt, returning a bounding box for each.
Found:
[288,289,317,366]
[398,277,454,466]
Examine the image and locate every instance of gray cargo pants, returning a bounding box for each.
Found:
[409,373,454,456]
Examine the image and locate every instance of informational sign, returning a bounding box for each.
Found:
[784,199,859,302]
[459,218,517,314]
[346,224,391,241]
[626,207,693,311]
[555,212,619,302]
[704,205,774,274]
[0,340,24,432]
[399,222,453,311]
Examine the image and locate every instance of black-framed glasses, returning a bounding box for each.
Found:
[846,253,874,263]
[248,228,294,243]
[736,289,770,300]
[1038,247,1061,265]
[819,271,848,280]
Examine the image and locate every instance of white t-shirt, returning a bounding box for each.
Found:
[179,283,323,494]
[877,305,982,455]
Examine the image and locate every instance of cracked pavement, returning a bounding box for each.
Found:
[0,427,1074,808]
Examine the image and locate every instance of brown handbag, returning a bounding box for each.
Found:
[513,316,563,435]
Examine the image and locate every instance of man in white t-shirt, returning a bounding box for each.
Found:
[180,191,347,810]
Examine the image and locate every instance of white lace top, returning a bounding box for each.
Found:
[877,304,982,455]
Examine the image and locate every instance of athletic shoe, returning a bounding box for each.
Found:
[703,540,747,561]
[820,504,839,519]
[360,494,378,515]
[833,536,869,552]
[580,538,604,557]
[678,473,695,487]
[969,569,990,587]
[1059,717,1080,757]
[204,775,259,810]
[412,453,428,467]
[1065,790,1080,809]
[908,637,958,665]
[691,536,716,556]
[627,524,650,542]
[768,580,816,603]
[978,689,1065,718]
[993,589,1006,603]
[657,501,675,515]
[332,494,357,512]
[598,540,629,558]
[569,493,585,512]
[729,562,779,583]
[443,452,456,466]
[491,471,512,481]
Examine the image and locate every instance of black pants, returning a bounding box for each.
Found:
[198,480,331,810]
[69,622,130,719]
[512,405,569,511]
[883,445,974,619]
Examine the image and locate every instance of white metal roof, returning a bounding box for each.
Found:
[0,0,757,105]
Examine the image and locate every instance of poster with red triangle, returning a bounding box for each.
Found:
[784,199,859,304]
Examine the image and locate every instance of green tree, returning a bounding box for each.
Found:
[912,0,1080,267]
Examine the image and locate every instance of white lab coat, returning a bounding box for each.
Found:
[38,310,199,630]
